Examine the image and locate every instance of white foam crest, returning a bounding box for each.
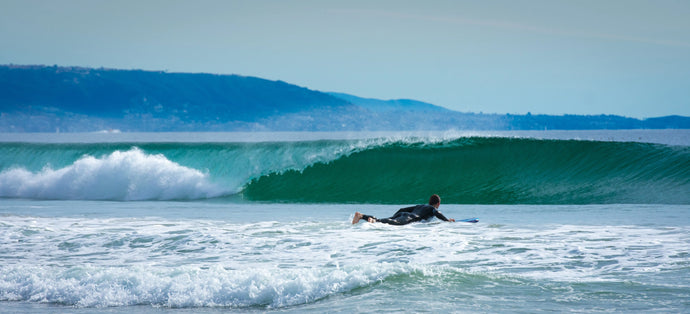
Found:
[0,263,412,308]
[0,148,226,200]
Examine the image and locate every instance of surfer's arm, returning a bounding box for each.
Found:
[434,211,454,222]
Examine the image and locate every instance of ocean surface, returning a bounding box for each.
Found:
[1,130,689,313]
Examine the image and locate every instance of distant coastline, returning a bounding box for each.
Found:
[2,64,688,132]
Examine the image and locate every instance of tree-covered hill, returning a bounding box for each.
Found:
[1,65,688,132]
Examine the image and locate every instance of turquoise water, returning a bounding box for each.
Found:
[1,130,689,313]
[2,130,688,204]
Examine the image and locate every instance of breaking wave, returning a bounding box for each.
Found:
[0,148,224,200]
[1,137,688,203]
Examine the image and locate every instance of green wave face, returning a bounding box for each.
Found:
[243,138,690,204]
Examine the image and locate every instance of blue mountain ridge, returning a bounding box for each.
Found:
[326,92,449,113]
[1,65,688,132]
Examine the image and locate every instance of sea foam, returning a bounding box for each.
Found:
[0,148,226,200]
[0,263,412,308]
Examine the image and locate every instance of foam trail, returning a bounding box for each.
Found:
[0,148,226,200]
[0,263,409,308]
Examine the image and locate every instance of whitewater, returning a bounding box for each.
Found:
[1,130,689,313]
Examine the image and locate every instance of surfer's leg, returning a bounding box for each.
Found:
[362,214,377,223]
[353,212,378,224]
[379,213,420,225]
[377,218,405,225]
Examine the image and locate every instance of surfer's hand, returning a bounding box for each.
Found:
[449,218,455,222]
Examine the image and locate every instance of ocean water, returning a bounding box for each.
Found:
[1,130,689,313]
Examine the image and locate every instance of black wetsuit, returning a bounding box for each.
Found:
[361,204,450,225]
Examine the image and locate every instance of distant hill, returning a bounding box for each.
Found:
[327,92,449,112]
[0,65,377,131]
[1,65,688,132]
[642,115,690,129]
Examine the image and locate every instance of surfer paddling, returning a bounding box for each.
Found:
[352,194,455,225]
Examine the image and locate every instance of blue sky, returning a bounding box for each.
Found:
[1,0,689,118]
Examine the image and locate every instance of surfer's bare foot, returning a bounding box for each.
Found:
[367,217,376,223]
[352,212,363,224]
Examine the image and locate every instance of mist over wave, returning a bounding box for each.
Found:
[0,148,225,200]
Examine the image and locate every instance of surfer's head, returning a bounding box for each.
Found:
[429,194,441,208]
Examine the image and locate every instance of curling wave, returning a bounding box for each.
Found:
[243,138,690,204]
[1,137,688,203]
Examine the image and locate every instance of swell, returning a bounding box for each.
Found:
[243,138,690,204]
[1,137,688,203]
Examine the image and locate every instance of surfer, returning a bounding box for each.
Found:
[352,194,455,225]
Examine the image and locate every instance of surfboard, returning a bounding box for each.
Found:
[458,218,479,223]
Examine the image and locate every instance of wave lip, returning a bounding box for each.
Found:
[0,148,226,201]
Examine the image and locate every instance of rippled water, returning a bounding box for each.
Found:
[1,201,688,312]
